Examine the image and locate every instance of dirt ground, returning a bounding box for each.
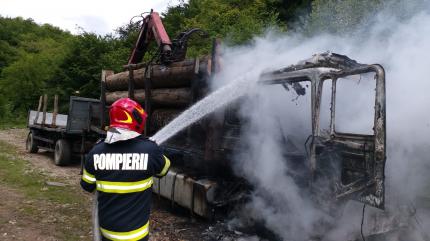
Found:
[0,128,79,184]
[0,128,212,241]
[0,186,61,241]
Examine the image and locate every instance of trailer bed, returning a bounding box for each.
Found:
[28,110,68,130]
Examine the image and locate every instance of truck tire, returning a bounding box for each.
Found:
[26,132,39,153]
[54,139,71,166]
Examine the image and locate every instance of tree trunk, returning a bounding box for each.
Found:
[106,88,192,107]
[105,58,211,91]
[150,109,183,132]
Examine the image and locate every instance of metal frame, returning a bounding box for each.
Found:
[259,53,386,209]
[66,96,101,134]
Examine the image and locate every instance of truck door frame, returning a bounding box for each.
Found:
[310,64,386,209]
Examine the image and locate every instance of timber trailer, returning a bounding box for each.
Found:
[99,10,387,219]
[27,96,102,166]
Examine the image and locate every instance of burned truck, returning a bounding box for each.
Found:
[90,11,387,223]
[259,53,386,209]
[101,51,386,218]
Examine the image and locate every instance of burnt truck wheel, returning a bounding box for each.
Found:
[54,139,71,166]
[26,132,39,153]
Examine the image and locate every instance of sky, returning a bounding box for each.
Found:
[0,0,182,35]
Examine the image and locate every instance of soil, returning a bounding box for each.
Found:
[0,128,215,241]
[0,186,59,241]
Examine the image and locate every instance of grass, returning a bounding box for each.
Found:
[0,140,92,240]
[0,142,81,203]
[0,118,27,129]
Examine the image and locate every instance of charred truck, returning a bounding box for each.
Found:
[100,10,387,219]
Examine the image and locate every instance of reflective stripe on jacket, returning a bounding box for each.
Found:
[100,221,149,241]
[80,136,170,241]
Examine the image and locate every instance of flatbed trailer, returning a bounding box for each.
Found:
[27,95,104,166]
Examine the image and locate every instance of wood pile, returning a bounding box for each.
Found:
[103,57,211,134]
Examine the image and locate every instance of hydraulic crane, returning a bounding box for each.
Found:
[128,10,208,65]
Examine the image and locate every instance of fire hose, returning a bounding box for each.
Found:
[92,191,101,241]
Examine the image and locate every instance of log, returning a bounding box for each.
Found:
[106,88,192,107]
[105,58,211,91]
[150,109,183,131]
[33,96,43,125]
[42,94,48,125]
[52,95,58,127]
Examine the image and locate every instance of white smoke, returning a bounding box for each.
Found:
[213,1,430,240]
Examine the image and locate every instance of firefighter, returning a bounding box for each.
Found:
[81,98,170,241]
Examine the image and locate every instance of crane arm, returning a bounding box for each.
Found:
[127,11,172,65]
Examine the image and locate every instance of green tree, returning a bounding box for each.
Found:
[162,0,282,56]
[265,0,312,27]
[54,32,130,99]
[0,16,72,118]
[0,37,67,112]
[305,0,383,35]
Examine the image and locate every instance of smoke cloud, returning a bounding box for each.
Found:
[213,0,430,240]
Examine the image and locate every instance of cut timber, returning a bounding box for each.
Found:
[106,88,192,107]
[150,109,183,131]
[105,58,211,91]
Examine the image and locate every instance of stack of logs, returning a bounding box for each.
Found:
[104,57,212,135]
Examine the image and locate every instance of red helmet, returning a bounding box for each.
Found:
[109,98,147,133]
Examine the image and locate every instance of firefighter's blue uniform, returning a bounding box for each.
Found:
[81,136,170,241]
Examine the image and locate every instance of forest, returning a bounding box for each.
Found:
[0,0,405,124]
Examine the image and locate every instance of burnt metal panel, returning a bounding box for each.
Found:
[152,168,217,218]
